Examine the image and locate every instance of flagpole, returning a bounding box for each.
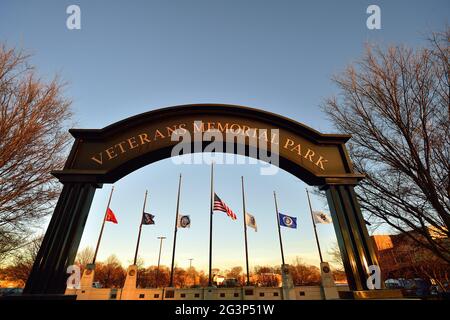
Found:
[169,174,182,287]
[133,190,148,265]
[273,191,286,266]
[156,236,166,288]
[241,176,250,286]
[306,188,323,263]
[92,186,114,264]
[208,162,214,286]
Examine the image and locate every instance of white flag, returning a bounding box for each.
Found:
[245,213,257,231]
[313,211,332,224]
[177,214,191,228]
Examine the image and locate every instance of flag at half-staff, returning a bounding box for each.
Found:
[177,214,191,228]
[245,213,257,231]
[133,190,155,265]
[241,176,257,286]
[208,163,238,286]
[312,211,332,224]
[93,186,118,264]
[169,174,184,287]
[106,208,118,224]
[306,188,331,263]
[278,213,297,229]
[213,193,237,220]
[273,191,297,266]
[142,211,155,225]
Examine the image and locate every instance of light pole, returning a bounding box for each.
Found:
[155,236,166,288]
[188,258,194,287]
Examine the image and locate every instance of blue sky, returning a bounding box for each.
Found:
[1,1,448,271]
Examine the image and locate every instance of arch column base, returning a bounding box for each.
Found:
[23,183,98,295]
[338,289,404,300]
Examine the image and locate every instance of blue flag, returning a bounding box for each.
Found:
[279,213,297,229]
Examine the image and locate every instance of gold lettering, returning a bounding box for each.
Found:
[304,149,315,162]
[283,138,295,149]
[139,133,151,144]
[315,156,328,170]
[207,122,216,131]
[229,123,241,134]
[166,125,177,137]
[270,132,279,145]
[91,153,103,165]
[217,122,229,133]
[154,129,165,140]
[291,144,302,155]
[241,125,251,136]
[251,128,258,138]
[193,122,205,133]
[127,137,139,149]
[177,123,187,134]
[115,141,127,154]
[106,147,117,160]
[259,130,269,142]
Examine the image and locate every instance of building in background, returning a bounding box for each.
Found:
[371,229,449,295]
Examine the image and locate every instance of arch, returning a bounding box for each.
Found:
[54,104,363,185]
[23,104,380,297]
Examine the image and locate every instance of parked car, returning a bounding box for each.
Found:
[385,278,402,289]
[223,278,240,288]
[0,288,23,296]
[401,278,431,297]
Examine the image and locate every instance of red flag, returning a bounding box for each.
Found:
[105,208,118,224]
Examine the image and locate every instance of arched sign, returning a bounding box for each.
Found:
[56,104,363,185]
[24,104,379,295]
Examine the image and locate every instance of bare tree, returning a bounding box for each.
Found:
[253,266,281,287]
[226,266,243,279]
[173,267,188,288]
[0,45,72,262]
[323,28,450,263]
[328,241,344,271]
[289,258,321,286]
[94,255,126,288]
[0,236,43,285]
[144,265,170,288]
[75,247,94,268]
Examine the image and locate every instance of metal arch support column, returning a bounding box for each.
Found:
[323,184,379,291]
[23,182,98,294]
